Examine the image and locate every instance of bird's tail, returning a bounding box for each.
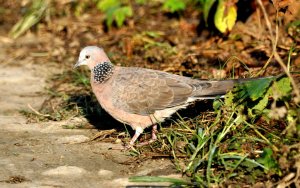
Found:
[192,76,276,98]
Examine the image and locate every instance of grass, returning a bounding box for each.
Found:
[20,69,92,123]
[130,75,299,186]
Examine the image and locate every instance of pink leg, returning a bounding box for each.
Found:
[125,125,158,149]
[135,124,158,147]
[124,128,143,149]
[129,130,142,146]
[151,124,157,140]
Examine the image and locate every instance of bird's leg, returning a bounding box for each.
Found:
[135,124,158,147]
[151,124,157,140]
[125,125,158,149]
[124,127,143,149]
[149,115,158,141]
[129,130,142,146]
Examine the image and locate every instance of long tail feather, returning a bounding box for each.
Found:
[192,76,277,98]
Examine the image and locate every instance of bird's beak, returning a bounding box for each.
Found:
[73,60,82,69]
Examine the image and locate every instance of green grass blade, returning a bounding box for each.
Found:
[129,176,190,185]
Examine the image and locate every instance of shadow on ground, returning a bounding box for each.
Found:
[68,94,125,131]
[68,93,216,135]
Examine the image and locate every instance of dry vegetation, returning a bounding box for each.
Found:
[1,0,300,186]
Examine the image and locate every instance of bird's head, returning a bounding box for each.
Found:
[74,46,111,70]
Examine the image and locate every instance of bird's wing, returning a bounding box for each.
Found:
[111,68,194,115]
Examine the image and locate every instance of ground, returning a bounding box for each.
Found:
[0,37,180,187]
[0,1,299,187]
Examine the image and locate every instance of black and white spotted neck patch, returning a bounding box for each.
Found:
[92,62,114,83]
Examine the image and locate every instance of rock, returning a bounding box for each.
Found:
[56,135,89,144]
[98,169,114,179]
[42,166,87,177]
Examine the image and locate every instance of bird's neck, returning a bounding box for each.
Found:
[92,62,114,84]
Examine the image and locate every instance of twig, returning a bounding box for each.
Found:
[256,0,300,103]
[144,152,187,158]
[244,121,279,152]
[90,129,117,141]
[27,104,50,117]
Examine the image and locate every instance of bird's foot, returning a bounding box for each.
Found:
[151,125,158,140]
[123,143,135,150]
[123,125,158,149]
[135,137,157,147]
[136,138,157,147]
[133,126,158,147]
[123,137,157,150]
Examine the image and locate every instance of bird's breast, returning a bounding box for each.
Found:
[91,80,155,130]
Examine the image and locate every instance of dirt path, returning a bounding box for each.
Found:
[0,42,178,188]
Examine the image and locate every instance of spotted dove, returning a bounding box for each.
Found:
[74,46,257,147]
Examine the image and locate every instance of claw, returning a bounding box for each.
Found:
[124,125,158,149]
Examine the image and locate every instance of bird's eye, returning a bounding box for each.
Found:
[85,55,90,59]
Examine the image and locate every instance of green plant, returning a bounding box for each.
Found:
[96,0,133,28]
[129,176,193,187]
[134,75,297,186]
[9,0,240,37]
[163,0,186,13]
[96,0,238,32]
[200,0,216,24]
[9,0,49,39]
[256,148,280,173]
[161,0,238,33]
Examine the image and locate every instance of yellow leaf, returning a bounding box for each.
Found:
[214,0,237,33]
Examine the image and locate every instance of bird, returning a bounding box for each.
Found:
[74,46,262,147]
